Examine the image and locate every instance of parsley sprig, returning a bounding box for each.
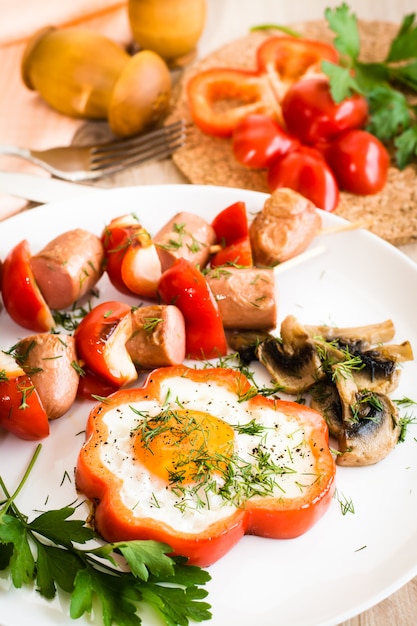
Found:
[322,3,417,168]
[0,445,212,626]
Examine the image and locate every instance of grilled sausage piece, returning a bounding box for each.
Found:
[126,304,186,368]
[153,211,216,272]
[249,187,322,266]
[206,267,277,330]
[30,228,105,309]
[15,334,79,420]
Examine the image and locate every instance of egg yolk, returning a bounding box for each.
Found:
[133,409,234,485]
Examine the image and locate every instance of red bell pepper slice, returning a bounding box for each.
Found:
[74,300,137,388]
[158,258,227,360]
[1,239,54,332]
[77,367,120,401]
[186,67,280,137]
[76,365,336,567]
[256,35,339,98]
[0,352,49,440]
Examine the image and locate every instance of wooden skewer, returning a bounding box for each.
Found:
[319,218,373,236]
[274,245,326,274]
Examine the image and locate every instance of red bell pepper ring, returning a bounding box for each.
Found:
[74,300,137,388]
[158,258,227,360]
[0,352,49,440]
[76,365,336,567]
[186,67,280,138]
[102,215,161,299]
[1,239,54,332]
[256,35,339,99]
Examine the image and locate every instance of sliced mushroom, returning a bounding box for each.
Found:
[227,330,272,365]
[311,374,401,466]
[337,392,400,466]
[305,319,396,346]
[256,315,325,394]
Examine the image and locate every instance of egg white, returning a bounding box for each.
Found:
[100,375,319,534]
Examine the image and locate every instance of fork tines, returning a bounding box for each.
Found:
[89,119,186,172]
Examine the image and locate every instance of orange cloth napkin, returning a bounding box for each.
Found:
[0,1,131,220]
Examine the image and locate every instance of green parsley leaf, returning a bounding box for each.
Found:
[0,515,35,587]
[386,13,417,62]
[395,126,417,169]
[324,3,360,60]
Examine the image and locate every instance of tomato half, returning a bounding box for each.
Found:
[210,237,253,268]
[232,114,300,169]
[282,77,369,145]
[211,201,249,245]
[324,129,390,195]
[1,240,54,332]
[74,300,137,387]
[102,215,161,298]
[0,375,49,441]
[186,68,279,138]
[267,146,340,212]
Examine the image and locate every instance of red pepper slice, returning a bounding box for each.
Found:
[1,240,54,332]
[76,365,336,566]
[186,67,279,137]
[0,352,49,440]
[158,258,227,360]
[256,36,339,95]
[74,300,137,387]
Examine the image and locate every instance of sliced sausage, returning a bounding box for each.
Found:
[30,228,105,309]
[15,333,79,419]
[153,211,216,272]
[249,187,322,266]
[126,304,186,368]
[206,267,277,330]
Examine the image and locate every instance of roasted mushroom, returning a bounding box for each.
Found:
[311,375,401,466]
[256,316,325,394]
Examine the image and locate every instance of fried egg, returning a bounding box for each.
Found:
[98,373,323,533]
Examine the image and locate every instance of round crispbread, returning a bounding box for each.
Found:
[169,20,417,246]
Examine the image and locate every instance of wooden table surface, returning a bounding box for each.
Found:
[1,1,417,624]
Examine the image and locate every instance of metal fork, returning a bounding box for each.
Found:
[0,120,186,182]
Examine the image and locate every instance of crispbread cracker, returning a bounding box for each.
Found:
[169,20,417,246]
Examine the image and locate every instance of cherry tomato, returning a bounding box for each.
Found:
[186,68,280,138]
[1,239,54,332]
[267,146,339,212]
[257,36,339,86]
[158,258,227,360]
[282,77,369,145]
[324,129,390,195]
[232,114,300,169]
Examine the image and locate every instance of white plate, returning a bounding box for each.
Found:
[1,184,417,626]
